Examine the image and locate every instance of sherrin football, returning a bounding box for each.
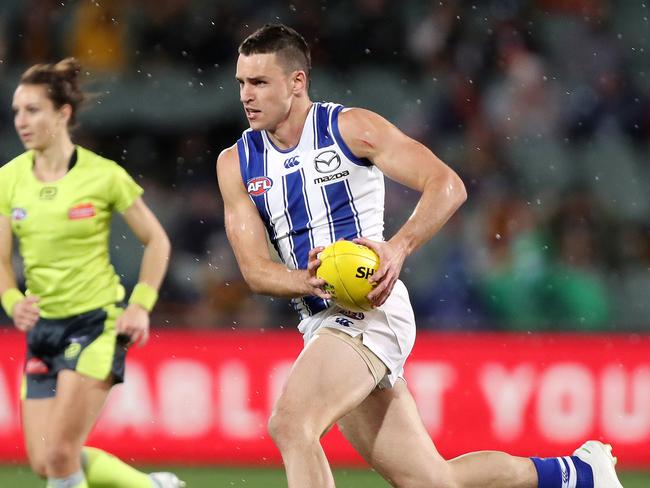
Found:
[316,240,380,312]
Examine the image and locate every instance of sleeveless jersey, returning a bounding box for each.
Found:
[237,102,385,319]
[0,146,143,318]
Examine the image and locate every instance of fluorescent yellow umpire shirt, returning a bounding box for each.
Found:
[0,146,143,318]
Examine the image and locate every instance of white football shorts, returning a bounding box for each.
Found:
[298,280,416,388]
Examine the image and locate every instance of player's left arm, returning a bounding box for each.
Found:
[337,108,467,306]
[116,197,171,346]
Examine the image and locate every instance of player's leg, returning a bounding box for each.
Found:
[338,378,537,488]
[340,380,622,488]
[448,441,622,488]
[268,331,378,488]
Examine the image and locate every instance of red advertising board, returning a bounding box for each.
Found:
[0,329,648,467]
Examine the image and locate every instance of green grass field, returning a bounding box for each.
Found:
[1,465,648,487]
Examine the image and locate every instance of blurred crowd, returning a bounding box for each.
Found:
[1,0,649,331]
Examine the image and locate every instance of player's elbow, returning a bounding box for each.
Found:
[433,169,467,212]
[451,173,467,208]
[245,277,265,295]
[240,265,265,294]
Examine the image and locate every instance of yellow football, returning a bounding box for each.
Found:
[316,240,380,312]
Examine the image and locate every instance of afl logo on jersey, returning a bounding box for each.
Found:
[247,176,273,196]
[314,150,341,173]
[11,208,27,221]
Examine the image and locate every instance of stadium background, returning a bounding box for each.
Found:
[0,0,649,486]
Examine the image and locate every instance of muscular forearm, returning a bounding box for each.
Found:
[389,172,466,257]
[242,259,310,298]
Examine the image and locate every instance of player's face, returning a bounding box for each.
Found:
[236,53,295,131]
[12,84,69,151]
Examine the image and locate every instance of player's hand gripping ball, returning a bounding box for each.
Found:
[316,240,380,312]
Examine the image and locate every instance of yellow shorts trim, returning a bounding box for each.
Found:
[76,304,121,381]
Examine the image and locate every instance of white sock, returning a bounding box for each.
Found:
[47,469,86,488]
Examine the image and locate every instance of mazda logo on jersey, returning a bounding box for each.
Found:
[247,176,273,196]
[314,150,341,173]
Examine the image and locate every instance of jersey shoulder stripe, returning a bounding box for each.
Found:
[330,105,372,166]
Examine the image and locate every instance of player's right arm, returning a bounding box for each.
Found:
[0,215,39,330]
[217,145,329,300]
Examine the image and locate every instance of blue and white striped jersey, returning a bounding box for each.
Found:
[236,102,385,319]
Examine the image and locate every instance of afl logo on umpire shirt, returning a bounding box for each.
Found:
[314,150,341,173]
[11,208,27,221]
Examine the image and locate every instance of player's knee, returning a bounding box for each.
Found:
[268,409,315,449]
[267,409,295,446]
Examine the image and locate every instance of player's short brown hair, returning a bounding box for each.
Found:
[239,23,311,78]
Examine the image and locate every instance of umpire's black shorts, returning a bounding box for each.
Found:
[22,304,129,399]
